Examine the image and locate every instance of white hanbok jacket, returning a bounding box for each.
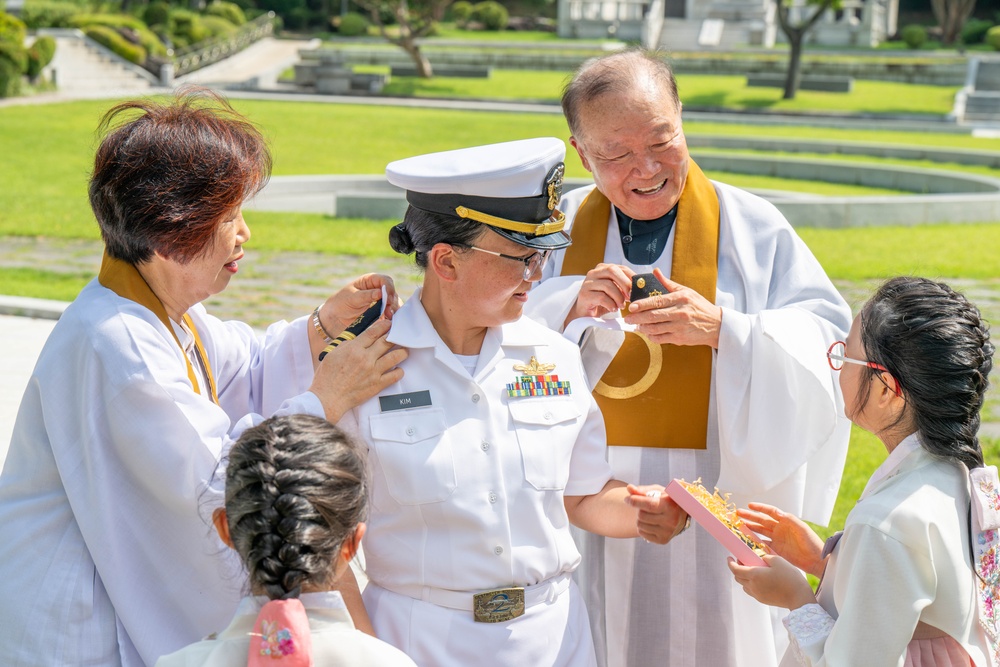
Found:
[155,591,417,667]
[526,181,853,667]
[0,279,323,667]
[782,434,990,667]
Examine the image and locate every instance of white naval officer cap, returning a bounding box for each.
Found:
[385,137,572,250]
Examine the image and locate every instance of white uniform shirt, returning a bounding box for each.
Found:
[782,434,990,667]
[155,591,418,667]
[526,182,853,667]
[0,279,323,667]
[343,290,614,595]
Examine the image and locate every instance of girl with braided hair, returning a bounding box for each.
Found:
[729,276,998,667]
[157,414,416,667]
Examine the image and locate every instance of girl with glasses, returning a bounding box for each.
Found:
[729,276,997,667]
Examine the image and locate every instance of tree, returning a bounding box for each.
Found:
[354,0,453,78]
[774,0,840,100]
[931,0,976,46]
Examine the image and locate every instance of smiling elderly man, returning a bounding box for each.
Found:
[525,49,853,667]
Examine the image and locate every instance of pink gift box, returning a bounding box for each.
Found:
[665,479,767,567]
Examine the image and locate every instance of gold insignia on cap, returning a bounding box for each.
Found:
[546,163,565,211]
[513,356,556,374]
[636,277,646,289]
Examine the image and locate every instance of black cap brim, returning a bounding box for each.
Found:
[488,225,572,250]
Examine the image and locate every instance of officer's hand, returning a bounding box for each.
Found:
[625,484,689,545]
[565,263,634,327]
[625,268,722,348]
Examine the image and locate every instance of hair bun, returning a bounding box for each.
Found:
[389,223,416,255]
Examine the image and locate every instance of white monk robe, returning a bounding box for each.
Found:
[0,277,323,667]
[525,181,853,667]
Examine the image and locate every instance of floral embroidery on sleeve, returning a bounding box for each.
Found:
[783,603,835,666]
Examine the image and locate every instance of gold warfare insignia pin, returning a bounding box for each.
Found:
[507,356,571,398]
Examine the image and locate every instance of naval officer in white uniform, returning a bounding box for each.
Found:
[338,138,683,667]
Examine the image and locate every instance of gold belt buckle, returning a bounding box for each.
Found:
[473,587,525,623]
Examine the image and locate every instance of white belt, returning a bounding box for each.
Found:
[375,571,572,612]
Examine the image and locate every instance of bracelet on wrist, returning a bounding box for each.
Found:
[312,306,336,346]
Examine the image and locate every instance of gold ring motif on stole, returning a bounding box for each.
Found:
[594,331,662,400]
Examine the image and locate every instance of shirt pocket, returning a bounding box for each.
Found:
[369,407,456,505]
[508,397,582,491]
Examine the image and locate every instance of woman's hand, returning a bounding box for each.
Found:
[309,319,407,423]
[728,555,817,610]
[564,263,634,327]
[737,503,827,578]
[625,484,689,545]
[320,273,400,334]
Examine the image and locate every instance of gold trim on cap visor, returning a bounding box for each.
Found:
[455,205,566,235]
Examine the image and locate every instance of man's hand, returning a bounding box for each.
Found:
[565,263,635,327]
[625,268,722,348]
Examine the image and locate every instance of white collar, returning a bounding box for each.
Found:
[859,432,922,501]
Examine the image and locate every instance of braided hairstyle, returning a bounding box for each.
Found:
[224,414,368,600]
[389,206,485,269]
[858,277,993,470]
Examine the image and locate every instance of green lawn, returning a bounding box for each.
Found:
[4,97,998,240]
[348,67,960,116]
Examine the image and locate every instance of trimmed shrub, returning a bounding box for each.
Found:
[170,9,210,46]
[0,37,27,71]
[961,18,994,45]
[337,11,367,36]
[450,0,473,25]
[69,13,147,31]
[143,2,170,28]
[0,10,27,44]
[900,24,927,49]
[26,33,55,79]
[20,1,79,29]
[0,54,21,97]
[200,14,237,38]
[472,0,507,30]
[988,25,1000,50]
[205,1,246,26]
[84,24,146,64]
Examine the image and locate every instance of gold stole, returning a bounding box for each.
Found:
[561,159,719,448]
[98,252,219,404]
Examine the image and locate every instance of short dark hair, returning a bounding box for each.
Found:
[89,86,272,265]
[224,414,368,600]
[561,49,680,139]
[388,206,486,269]
[858,276,993,469]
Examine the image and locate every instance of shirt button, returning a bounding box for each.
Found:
[488,492,498,504]
[494,546,504,556]
[481,441,490,452]
[543,411,553,420]
[405,426,415,436]
[471,393,481,403]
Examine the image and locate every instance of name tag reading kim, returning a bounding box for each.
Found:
[378,390,432,412]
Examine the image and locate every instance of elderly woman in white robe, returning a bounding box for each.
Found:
[0,89,406,667]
